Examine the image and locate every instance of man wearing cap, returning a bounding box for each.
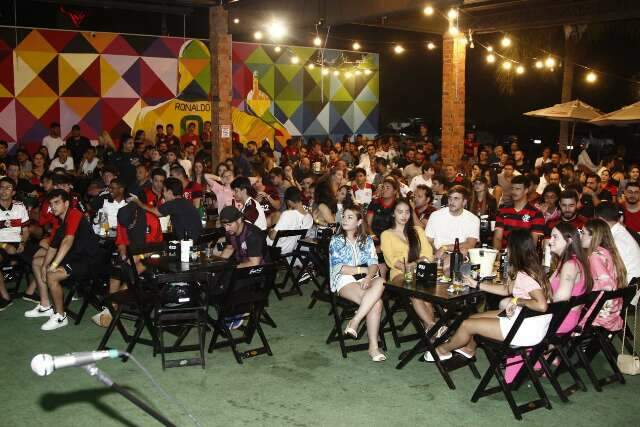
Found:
[219,206,268,267]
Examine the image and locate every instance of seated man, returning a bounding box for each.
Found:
[219,206,269,267]
[231,176,267,231]
[267,187,313,256]
[0,177,30,311]
[97,178,127,229]
[134,177,203,240]
[36,190,102,331]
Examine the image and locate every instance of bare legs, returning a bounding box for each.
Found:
[437,311,503,357]
[338,278,385,355]
[411,298,436,329]
[46,268,69,315]
[31,248,51,307]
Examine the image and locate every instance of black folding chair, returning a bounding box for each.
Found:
[566,280,639,391]
[207,264,276,363]
[471,303,569,420]
[152,271,214,370]
[63,250,111,325]
[270,229,309,299]
[3,253,30,297]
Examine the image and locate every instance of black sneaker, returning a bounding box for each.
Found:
[0,297,13,311]
[22,292,40,304]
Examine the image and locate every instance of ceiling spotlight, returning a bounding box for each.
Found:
[423,6,434,16]
[254,31,263,40]
[233,18,240,24]
[545,57,556,68]
[267,20,287,41]
[502,61,512,70]
[516,65,525,74]
[308,63,315,70]
[501,36,512,48]
[333,70,340,76]
[447,8,458,19]
[291,56,300,64]
[394,44,405,54]
[364,69,372,75]
[321,68,329,76]
[274,46,281,52]
[352,42,361,50]
[535,60,544,69]
[586,72,597,83]
[313,36,322,47]
[427,42,436,50]
[486,54,496,64]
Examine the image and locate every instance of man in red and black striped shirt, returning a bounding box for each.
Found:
[493,175,546,250]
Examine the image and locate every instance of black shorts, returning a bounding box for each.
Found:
[60,258,91,278]
[0,242,20,263]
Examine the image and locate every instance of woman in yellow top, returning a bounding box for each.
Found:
[381,198,436,331]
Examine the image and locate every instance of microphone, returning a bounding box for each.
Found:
[31,350,123,376]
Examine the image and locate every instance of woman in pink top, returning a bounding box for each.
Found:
[205,168,235,212]
[426,229,551,362]
[579,218,627,331]
[548,222,593,333]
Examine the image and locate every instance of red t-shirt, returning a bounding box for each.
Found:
[144,188,165,208]
[183,181,203,201]
[624,208,640,233]
[180,134,199,147]
[495,203,546,248]
[48,208,82,244]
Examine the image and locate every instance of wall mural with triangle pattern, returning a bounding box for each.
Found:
[0,28,379,152]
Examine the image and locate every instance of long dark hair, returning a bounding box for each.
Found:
[394,198,421,263]
[583,218,627,288]
[507,228,551,300]
[553,222,593,293]
[313,176,337,213]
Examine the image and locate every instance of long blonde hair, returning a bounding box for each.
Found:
[584,218,627,287]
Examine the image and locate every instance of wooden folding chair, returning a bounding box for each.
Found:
[269,229,309,299]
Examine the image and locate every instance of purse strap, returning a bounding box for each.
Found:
[621,298,638,357]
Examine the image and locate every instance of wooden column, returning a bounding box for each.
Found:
[209,5,233,167]
[441,33,466,165]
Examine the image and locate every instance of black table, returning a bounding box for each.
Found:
[385,275,484,389]
[142,254,229,274]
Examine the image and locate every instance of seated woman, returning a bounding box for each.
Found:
[426,229,551,361]
[380,198,435,331]
[312,176,337,227]
[579,218,627,331]
[548,222,593,334]
[329,205,386,362]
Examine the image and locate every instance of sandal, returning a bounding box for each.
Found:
[424,349,452,362]
[369,349,387,362]
[344,319,358,339]
[453,348,475,359]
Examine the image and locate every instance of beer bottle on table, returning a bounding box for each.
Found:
[449,238,462,281]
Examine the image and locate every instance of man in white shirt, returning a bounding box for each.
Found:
[98,178,127,229]
[357,143,377,182]
[267,187,313,256]
[409,163,434,193]
[425,185,480,259]
[596,203,640,283]
[42,122,64,160]
[49,146,75,172]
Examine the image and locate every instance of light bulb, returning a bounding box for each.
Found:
[448,26,459,36]
[586,72,597,83]
[394,45,405,54]
[516,65,525,75]
[313,36,322,47]
[423,6,434,16]
[291,56,300,64]
[486,46,493,52]
[267,20,287,41]
[355,70,362,76]
[447,9,458,19]
[333,70,340,76]
[502,61,512,70]
[427,42,436,50]
[345,71,353,78]
[545,57,556,68]
[308,63,315,70]
[486,54,496,64]
[364,69,372,75]
[501,36,512,48]
[352,42,361,51]
[274,46,281,52]
[254,31,263,40]
[321,68,329,76]
[535,60,543,69]
[233,18,240,24]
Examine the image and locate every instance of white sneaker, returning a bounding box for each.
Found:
[41,312,68,331]
[25,304,54,318]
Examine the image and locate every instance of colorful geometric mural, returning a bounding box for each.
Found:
[0,28,379,151]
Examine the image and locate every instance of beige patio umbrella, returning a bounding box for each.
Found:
[590,101,640,126]
[524,99,603,148]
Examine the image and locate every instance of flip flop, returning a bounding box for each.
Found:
[424,350,453,362]
[370,350,387,362]
[453,348,475,359]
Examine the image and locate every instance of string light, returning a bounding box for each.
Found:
[516,65,525,75]
[427,42,436,50]
[355,70,362,76]
[586,72,597,83]
[535,60,544,69]
[291,56,299,64]
[333,70,340,76]
[321,68,329,76]
[502,61,512,70]
[253,31,263,40]
[545,57,556,69]
[448,26,459,36]
[394,45,405,54]
[352,42,361,50]
[233,18,240,24]
[501,36,512,48]
[313,36,322,47]
[486,53,496,64]
[274,46,281,52]
[423,5,434,16]
[486,46,493,52]
[345,71,353,78]
[364,69,372,75]
[267,20,287,41]
[307,63,315,70]
[447,8,459,19]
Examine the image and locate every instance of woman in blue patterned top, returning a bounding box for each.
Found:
[329,205,386,362]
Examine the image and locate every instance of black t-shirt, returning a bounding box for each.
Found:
[367,198,396,238]
[227,222,268,264]
[580,189,612,218]
[158,198,203,240]
[51,208,100,261]
[66,136,91,164]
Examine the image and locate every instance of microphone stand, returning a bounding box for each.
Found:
[82,364,176,427]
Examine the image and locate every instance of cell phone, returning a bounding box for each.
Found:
[497,310,508,318]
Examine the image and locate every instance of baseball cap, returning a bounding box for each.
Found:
[219,206,243,224]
